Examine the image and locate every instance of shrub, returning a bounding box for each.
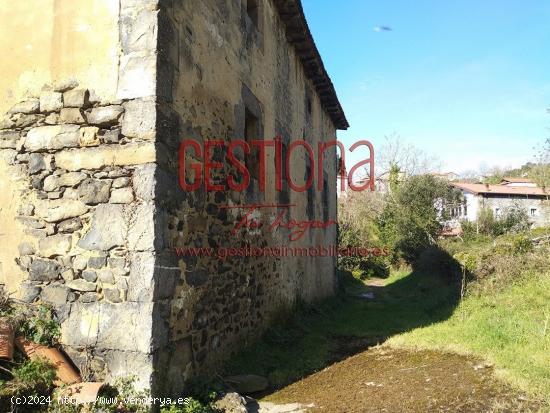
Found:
[378,175,462,263]
[459,219,477,241]
[476,204,530,237]
[338,190,387,276]
[511,235,534,255]
[0,358,56,399]
[18,305,60,346]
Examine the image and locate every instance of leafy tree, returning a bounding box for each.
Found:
[338,190,387,277]
[378,175,461,263]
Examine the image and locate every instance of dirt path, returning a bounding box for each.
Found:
[262,346,544,412]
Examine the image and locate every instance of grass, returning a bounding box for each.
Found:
[388,269,550,400]
[226,239,550,405]
[225,256,461,389]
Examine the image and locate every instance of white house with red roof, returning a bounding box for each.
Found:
[448,178,550,228]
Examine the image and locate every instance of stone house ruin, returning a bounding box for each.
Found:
[0,0,348,395]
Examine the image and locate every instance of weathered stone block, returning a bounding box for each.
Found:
[133,163,156,200]
[108,257,126,269]
[61,269,75,282]
[0,116,15,129]
[40,91,63,112]
[18,242,36,256]
[63,89,90,108]
[103,350,154,391]
[14,113,42,128]
[45,113,59,125]
[20,283,41,303]
[55,143,156,170]
[59,108,85,124]
[53,79,79,92]
[0,130,20,140]
[25,125,80,151]
[116,277,128,290]
[128,251,155,302]
[42,175,59,192]
[63,188,78,199]
[29,258,60,281]
[66,279,97,292]
[102,128,121,143]
[0,132,19,149]
[78,178,112,204]
[98,269,115,284]
[0,148,17,165]
[28,153,47,174]
[60,301,160,353]
[78,204,126,250]
[88,255,107,269]
[8,99,40,114]
[79,126,100,146]
[38,234,72,257]
[82,270,98,282]
[17,203,35,216]
[35,199,88,223]
[120,0,159,11]
[41,285,70,307]
[58,217,83,233]
[18,255,32,271]
[72,255,88,271]
[121,99,156,139]
[104,288,121,303]
[80,292,99,303]
[87,106,124,126]
[17,217,45,229]
[128,203,155,251]
[61,172,87,188]
[112,177,130,188]
[117,53,156,100]
[121,8,158,54]
[110,187,134,204]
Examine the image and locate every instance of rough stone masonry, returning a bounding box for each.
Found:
[0,0,348,396]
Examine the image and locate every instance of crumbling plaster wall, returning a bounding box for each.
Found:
[0,0,120,115]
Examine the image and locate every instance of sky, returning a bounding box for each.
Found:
[302,0,550,174]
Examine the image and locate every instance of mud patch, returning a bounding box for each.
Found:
[263,347,546,412]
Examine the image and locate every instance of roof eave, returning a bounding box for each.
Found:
[273,0,349,130]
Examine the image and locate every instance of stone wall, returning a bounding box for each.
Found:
[480,195,550,228]
[0,0,344,397]
[0,84,160,388]
[150,0,340,394]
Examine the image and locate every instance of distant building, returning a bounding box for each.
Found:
[499,177,537,188]
[375,170,406,193]
[446,181,550,229]
[429,171,459,181]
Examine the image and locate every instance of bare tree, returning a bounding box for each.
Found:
[376,133,441,178]
[532,137,550,188]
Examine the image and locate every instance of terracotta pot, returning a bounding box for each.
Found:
[0,318,14,360]
[15,336,82,385]
[57,382,104,404]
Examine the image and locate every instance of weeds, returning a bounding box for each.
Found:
[0,358,56,400]
[18,305,60,346]
[160,398,215,413]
